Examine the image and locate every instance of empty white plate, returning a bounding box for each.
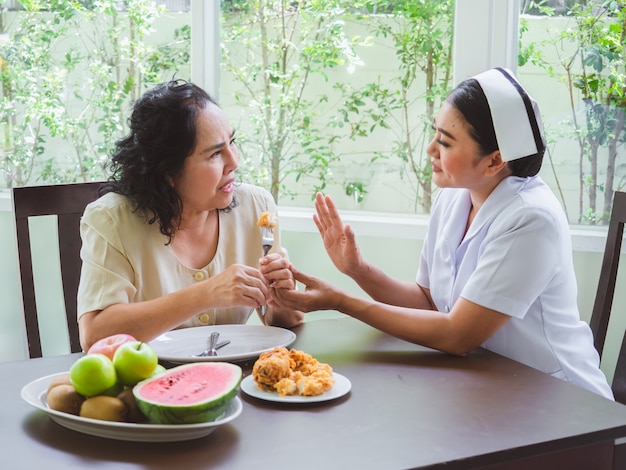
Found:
[150,325,297,363]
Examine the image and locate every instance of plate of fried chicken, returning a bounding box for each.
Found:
[241,347,351,403]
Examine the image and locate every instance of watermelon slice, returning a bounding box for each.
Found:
[133,362,242,424]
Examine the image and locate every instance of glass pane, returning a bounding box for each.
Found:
[220,0,455,214]
[0,1,191,188]
[518,1,626,225]
[221,1,625,226]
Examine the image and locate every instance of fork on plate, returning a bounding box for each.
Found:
[259,226,274,317]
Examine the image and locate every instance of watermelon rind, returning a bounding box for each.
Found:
[133,362,242,425]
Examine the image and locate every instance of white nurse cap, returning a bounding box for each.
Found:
[472,67,545,162]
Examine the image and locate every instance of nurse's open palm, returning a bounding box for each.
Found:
[314,192,363,277]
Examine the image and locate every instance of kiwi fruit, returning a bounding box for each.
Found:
[117,388,148,423]
[47,383,85,415]
[47,373,73,394]
[80,395,128,422]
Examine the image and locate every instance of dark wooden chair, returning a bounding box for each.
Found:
[589,190,626,405]
[12,182,106,358]
[587,191,626,470]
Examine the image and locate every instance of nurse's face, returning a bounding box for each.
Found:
[171,103,238,213]
[427,101,491,190]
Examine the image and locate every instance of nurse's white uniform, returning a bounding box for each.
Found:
[417,176,613,399]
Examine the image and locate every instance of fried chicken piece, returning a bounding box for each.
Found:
[252,347,335,397]
[289,349,328,376]
[252,347,293,391]
[274,377,298,396]
[296,375,335,396]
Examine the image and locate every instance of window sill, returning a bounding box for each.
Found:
[0,189,609,253]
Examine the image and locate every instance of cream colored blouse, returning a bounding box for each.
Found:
[77,183,285,329]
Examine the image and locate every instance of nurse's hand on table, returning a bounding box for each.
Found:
[272,265,344,313]
[314,192,366,278]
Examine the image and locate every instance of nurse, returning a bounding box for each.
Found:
[274,67,614,400]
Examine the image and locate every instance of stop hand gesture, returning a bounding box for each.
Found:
[313,192,365,278]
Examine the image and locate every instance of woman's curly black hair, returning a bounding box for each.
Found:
[103,79,235,241]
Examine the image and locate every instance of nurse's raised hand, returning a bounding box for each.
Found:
[313,192,365,277]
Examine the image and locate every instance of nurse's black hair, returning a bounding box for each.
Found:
[103,79,237,242]
[446,78,543,177]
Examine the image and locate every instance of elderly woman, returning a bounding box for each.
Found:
[78,80,303,350]
[275,68,613,400]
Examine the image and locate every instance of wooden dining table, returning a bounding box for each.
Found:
[3,315,626,469]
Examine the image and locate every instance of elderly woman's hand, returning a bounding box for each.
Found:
[207,263,270,308]
[259,253,295,290]
[259,254,304,328]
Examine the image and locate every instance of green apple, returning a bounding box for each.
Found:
[100,381,125,397]
[151,363,167,378]
[69,354,117,397]
[112,341,158,386]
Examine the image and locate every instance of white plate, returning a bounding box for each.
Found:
[240,373,351,403]
[21,372,243,442]
[150,325,297,363]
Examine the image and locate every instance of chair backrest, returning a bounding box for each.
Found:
[12,182,106,358]
[589,190,626,404]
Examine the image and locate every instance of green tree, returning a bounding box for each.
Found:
[0,0,190,187]
[520,0,626,224]
[331,0,454,212]
[221,0,367,202]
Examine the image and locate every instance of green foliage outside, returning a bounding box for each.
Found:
[0,0,190,188]
[221,0,370,203]
[0,0,624,226]
[331,0,453,213]
[221,0,454,212]
[520,0,625,224]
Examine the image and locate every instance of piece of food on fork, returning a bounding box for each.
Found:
[257,211,276,257]
[257,211,277,229]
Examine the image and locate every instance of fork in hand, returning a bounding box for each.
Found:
[259,226,274,317]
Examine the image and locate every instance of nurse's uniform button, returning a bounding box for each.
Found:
[199,313,210,324]
[194,271,205,281]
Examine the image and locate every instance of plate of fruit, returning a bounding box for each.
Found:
[21,334,243,442]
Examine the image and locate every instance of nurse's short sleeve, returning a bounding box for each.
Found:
[77,205,137,316]
[461,206,562,319]
[416,234,431,289]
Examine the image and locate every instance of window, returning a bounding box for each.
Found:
[214,0,625,226]
[218,0,455,214]
[0,1,191,187]
[518,1,626,225]
[2,0,623,227]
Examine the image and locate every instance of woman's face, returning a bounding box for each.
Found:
[171,103,238,213]
[427,101,490,191]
